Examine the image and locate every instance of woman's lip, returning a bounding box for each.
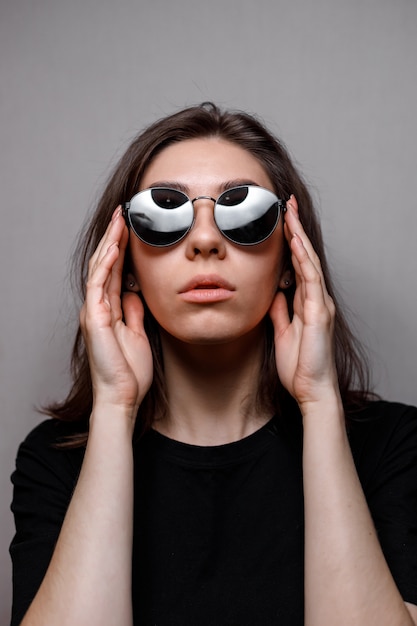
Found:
[178,275,235,303]
[179,288,235,303]
[178,274,235,294]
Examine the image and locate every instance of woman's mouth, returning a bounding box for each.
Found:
[178,275,235,303]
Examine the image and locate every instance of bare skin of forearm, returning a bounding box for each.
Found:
[302,395,415,626]
[21,406,135,626]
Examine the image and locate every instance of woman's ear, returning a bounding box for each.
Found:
[125,272,141,292]
[278,268,293,290]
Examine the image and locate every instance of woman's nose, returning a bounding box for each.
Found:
[184,197,227,259]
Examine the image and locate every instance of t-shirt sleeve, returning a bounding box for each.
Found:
[9,419,84,626]
[350,402,417,606]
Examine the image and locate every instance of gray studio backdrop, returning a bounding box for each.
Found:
[1,0,416,620]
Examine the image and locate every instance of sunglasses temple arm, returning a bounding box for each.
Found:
[122,203,130,219]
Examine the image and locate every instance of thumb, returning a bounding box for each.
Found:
[122,292,146,335]
[269,291,290,338]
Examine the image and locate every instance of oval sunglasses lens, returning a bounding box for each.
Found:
[215,186,281,245]
[128,188,194,246]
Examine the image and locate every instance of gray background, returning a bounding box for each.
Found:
[1,0,416,620]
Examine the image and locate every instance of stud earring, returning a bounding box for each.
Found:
[128,280,135,288]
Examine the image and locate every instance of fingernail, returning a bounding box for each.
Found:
[292,233,303,247]
[108,241,119,251]
[112,206,122,222]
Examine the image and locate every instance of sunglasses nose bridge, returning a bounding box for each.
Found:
[188,195,224,243]
[190,195,218,225]
[191,195,217,206]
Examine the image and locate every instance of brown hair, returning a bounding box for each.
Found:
[44,103,373,445]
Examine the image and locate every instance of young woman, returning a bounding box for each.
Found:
[10,103,417,625]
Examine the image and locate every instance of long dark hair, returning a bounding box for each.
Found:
[44,102,373,445]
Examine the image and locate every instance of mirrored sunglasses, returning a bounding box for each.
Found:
[123,185,286,247]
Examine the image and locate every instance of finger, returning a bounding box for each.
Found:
[110,222,129,283]
[284,197,333,306]
[97,206,120,252]
[107,225,130,322]
[284,198,322,277]
[87,207,120,266]
[89,207,124,274]
[290,233,328,310]
[84,241,121,325]
[85,211,126,317]
[283,198,320,295]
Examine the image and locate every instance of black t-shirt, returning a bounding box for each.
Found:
[9,401,417,625]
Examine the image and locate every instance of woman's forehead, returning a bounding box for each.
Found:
[140,137,273,193]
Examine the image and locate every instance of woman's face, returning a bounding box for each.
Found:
[128,137,289,346]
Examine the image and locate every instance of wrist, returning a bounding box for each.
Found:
[89,402,139,439]
[298,386,344,426]
[300,391,350,462]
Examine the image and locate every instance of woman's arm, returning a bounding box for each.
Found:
[21,409,135,626]
[20,209,152,626]
[302,395,417,626]
[270,198,416,626]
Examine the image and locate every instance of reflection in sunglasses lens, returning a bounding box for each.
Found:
[218,187,249,206]
[151,189,187,209]
[126,186,282,247]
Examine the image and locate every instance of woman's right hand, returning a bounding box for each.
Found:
[80,207,153,418]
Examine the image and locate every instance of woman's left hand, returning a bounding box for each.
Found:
[269,195,339,410]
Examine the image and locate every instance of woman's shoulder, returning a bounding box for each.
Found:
[13,418,87,483]
[348,399,417,433]
[20,416,87,445]
[348,400,417,478]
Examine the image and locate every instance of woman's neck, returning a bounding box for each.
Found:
[153,326,272,445]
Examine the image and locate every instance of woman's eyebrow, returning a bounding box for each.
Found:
[147,181,189,193]
[146,179,261,195]
[218,179,261,192]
